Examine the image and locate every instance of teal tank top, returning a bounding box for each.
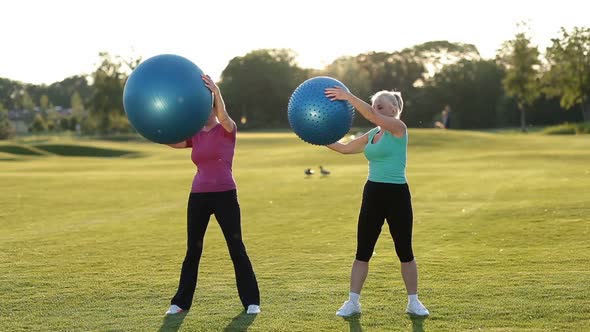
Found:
[363,127,407,184]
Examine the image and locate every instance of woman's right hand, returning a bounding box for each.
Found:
[201,74,220,95]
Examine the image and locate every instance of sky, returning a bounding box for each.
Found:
[1,0,588,85]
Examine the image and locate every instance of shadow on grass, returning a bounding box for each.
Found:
[0,143,143,158]
[223,311,257,332]
[343,314,363,332]
[33,144,140,157]
[342,314,427,332]
[407,313,428,332]
[0,145,43,156]
[95,134,147,142]
[158,311,188,332]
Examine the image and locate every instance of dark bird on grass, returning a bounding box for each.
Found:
[319,166,330,176]
[304,168,315,176]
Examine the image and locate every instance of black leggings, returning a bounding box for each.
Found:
[356,181,415,263]
[171,190,260,310]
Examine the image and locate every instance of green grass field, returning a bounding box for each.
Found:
[1,130,589,331]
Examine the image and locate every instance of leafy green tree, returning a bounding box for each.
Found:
[322,42,477,128]
[46,76,92,108]
[87,52,128,134]
[40,94,50,111]
[219,49,309,128]
[323,55,371,101]
[322,56,371,127]
[404,40,481,78]
[17,89,36,111]
[0,78,19,110]
[38,94,58,131]
[70,91,85,132]
[415,59,505,128]
[497,24,542,132]
[0,103,16,139]
[29,114,47,133]
[544,26,590,121]
[321,51,425,127]
[355,51,425,96]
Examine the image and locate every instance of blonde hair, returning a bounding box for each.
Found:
[371,90,404,118]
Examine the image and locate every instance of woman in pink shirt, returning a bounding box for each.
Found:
[164,75,260,315]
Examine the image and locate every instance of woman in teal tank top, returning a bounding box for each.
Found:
[324,86,429,318]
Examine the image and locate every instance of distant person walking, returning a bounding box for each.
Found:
[435,105,452,129]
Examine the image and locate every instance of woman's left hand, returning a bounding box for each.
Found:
[324,86,351,101]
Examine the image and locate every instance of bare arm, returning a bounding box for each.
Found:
[202,74,235,133]
[166,141,189,148]
[326,132,369,154]
[325,87,406,138]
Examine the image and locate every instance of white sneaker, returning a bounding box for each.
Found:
[165,304,185,315]
[406,300,429,316]
[336,300,361,317]
[246,304,261,314]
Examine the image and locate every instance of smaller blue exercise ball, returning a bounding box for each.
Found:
[123,54,212,144]
[288,76,355,145]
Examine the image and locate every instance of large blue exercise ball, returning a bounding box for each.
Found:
[123,54,212,144]
[288,76,355,145]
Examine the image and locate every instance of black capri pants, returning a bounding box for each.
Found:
[356,181,415,263]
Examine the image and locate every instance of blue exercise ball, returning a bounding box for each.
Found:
[123,54,212,144]
[288,76,355,145]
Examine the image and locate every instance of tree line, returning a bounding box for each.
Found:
[1,25,588,139]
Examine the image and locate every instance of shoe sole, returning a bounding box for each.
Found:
[336,312,361,317]
[166,310,185,315]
